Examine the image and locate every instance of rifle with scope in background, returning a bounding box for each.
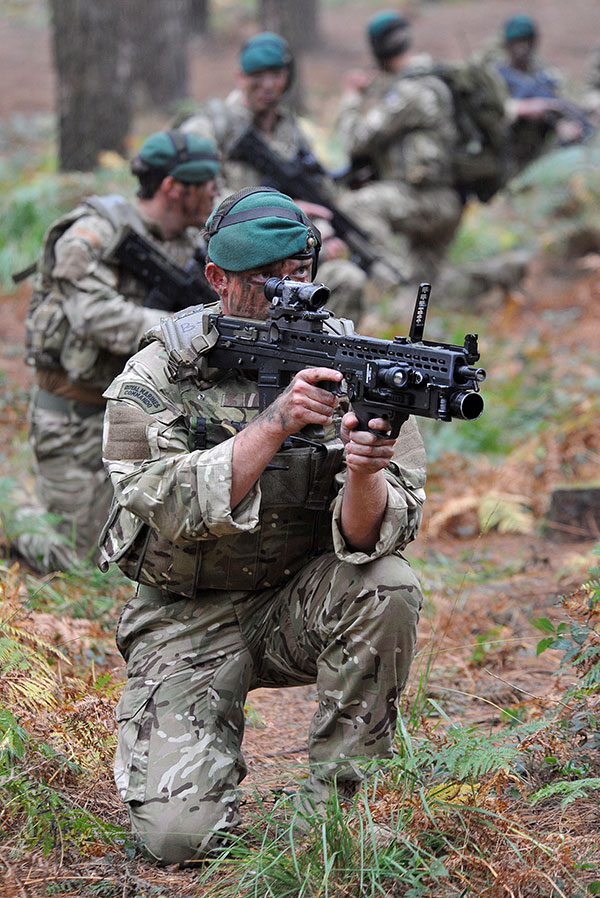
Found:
[228,126,407,286]
[104,224,218,313]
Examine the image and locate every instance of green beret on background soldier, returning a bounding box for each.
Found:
[179,31,369,323]
[335,10,463,314]
[13,131,219,574]
[99,186,427,865]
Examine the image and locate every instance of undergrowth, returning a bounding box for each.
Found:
[0,570,132,866]
[195,548,600,898]
[1,536,598,895]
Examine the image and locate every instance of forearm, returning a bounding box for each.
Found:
[62,279,164,355]
[230,413,286,509]
[340,469,389,553]
[230,366,344,509]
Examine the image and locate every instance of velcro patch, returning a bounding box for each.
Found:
[118,382,167,414]
[221,390,259,409]
[104,404,152,460]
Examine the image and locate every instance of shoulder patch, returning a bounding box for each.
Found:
[69,225,103,245]
[118,382,167,414]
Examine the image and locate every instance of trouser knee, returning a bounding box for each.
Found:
[343,554,422,623]
[129,797,240,865]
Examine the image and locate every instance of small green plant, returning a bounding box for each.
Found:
[0,706,128,857]
[0,476,74,559]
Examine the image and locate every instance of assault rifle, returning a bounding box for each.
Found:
[544,98,596,144]
[164,278,485,437]
[228,127,407,286]
[104,224,218,313]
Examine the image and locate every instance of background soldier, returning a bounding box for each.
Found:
[335,11,463,313]
[180,32,369,322]
[494,15,592,172]
[99,187,426,865]
[14,131,219,573]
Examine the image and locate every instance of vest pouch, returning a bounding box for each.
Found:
[60,330,101,382]
[105,443,341,596]
[25,289,69,369]
[98,501,151,582]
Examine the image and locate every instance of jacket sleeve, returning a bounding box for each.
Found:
[336,78,442,158]
[330,415,426,563]
[102,345,261,541]
[54,214,165,357]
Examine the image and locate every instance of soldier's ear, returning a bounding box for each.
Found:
[205,261,229,294]
[159,175,183,201]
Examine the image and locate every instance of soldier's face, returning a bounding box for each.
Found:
[210,256,312,319]
[239,67,289,113]
[507,37,534,68]
[180,179,219,227]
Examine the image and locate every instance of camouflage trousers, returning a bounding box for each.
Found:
[338,181,463,283]
[12,388,113,573]
[114,550,422,865]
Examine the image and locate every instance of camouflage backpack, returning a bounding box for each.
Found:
[344,56,511,203]
[24,195,145,370]
[433,57,511,203]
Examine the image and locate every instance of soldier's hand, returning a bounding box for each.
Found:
[513,97,559,120]
[295,200,333,221]
[321,236,348,261]
[341,412,396,476]
[263,368,343,437]
[343,69,375,94]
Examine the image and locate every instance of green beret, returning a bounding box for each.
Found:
[205,188,321,272]
[136,130,219,183]
[240,32,292,74]
[504,15,537,42]
[367,11,411,59]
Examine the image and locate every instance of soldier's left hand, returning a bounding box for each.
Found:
[341,412,396,475]
[321,236,348,261]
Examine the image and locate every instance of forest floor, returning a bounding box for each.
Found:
[1,1,600,896]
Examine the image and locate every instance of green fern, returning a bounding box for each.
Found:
[432,725,519,780]
[530,777,600,809]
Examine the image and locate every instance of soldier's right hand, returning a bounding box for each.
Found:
[262,367,343,437]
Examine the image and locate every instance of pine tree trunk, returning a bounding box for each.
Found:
[258,0,321,112]
[49,0,134,171]
[131,0,191,111]
[189,0,211,33]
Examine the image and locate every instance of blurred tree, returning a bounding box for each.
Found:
[259,0,320,45]
[49,0,134,171]
[189,0,211,33]
[50,0,192,170]
[258,0,321,111]
[132,0,191,109]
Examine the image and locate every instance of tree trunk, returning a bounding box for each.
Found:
[49,0,134,171]
[189,0,211,33]
[545,486,600,541]
[132,0,191,111]
[259,0,320,44]
[258,0,321,112]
